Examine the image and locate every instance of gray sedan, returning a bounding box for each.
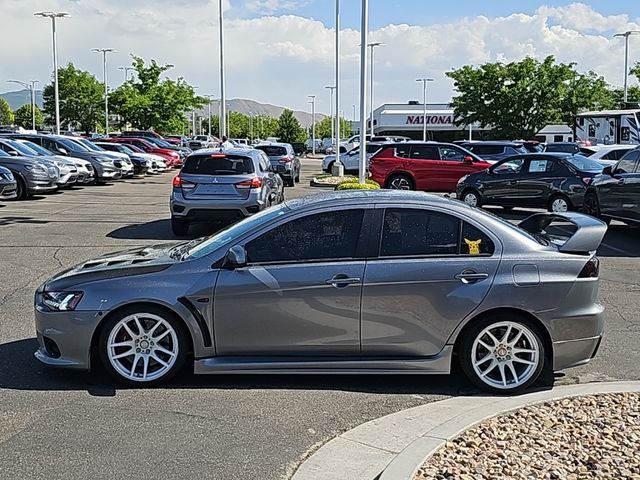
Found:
[34,191,606,393]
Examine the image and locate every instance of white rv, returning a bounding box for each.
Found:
[575,109,640,145]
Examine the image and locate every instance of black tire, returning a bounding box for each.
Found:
[286,177,295,187]
[14,176,28,200]
[386,174,414,190]
[584,191,600,217]
[171,216,190,236]
[295,168,301,183]
[97,305,189,387]
[459,313,546,394]
[460,188,482,208]
[548,194,572,213]
[326,161,335,174]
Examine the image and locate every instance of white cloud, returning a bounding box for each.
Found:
[1,1,639,116]
[245,0,311,15]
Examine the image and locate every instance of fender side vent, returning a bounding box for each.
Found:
[177,297,213,348]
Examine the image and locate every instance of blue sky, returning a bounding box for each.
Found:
[240,0,636,31]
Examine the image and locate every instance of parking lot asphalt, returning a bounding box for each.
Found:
[0,157,638,479]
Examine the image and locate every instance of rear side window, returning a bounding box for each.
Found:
[255,146,287,157]
[245,210,364,263]
[409,145,439,160]
[182,155,255,175]
[381,209,459,256]
[527,159,555,173]
[380,209,495,257]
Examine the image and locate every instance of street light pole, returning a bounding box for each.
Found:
[92,48,116,135]
[334,0,341,169]
[357,0,369,184]
[8,80,40,130]
[308,95,316,155]
[204,94,215,136]
[368,42,383,136]
[614,31,640,104]
[416,78,434,141]
[218,0,227,139]
[118,66,134,82]
[325,85,336,142]
[35,11,69,135]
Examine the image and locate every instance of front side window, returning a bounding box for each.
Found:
[615,153,639,174]
[438,146,465,161]
[246,210,364,264]
[493,158,525,174]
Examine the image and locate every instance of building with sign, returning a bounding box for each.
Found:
[370,102,487,142]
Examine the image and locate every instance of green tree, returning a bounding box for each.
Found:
[202,115,220,137]
[109,55,204,133]
[276,109,306,143]
[447,56,616,139]
[42,63,104,133]
[14,104,44,129]
[0,98,15,125]
[313,116,350,140]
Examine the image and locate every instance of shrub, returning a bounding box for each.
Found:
[335,180,381,191]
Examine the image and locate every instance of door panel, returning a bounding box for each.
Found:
[406,145,440,190]
[516,158,557,207]
[361,256,499,356]
[607,155,639,217]
[214,262,364,355]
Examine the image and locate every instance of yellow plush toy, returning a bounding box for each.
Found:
[464,238,482,255]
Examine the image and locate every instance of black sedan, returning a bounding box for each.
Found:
[584,147,640,225]
[456,153,603,212]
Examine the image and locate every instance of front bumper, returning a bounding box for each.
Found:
[0,182,17,199]
[57,172,78,186]
[34,306,100,371]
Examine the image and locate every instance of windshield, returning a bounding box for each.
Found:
[19,141,53,156]
[6,140,38,156]
[124,143,144,153]
[565,154,603,172]
[58,138,88,152]
[0,150,9,157]
[195,136,209,141]
[184,205,289,260]
[78,138,104,151]
[147,137,173,148]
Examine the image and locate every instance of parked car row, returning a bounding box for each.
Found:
[0,133,180,200]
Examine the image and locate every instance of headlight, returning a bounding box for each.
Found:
[25,164,46,173]
[97,157,114,165]
[41,291,83,311]
[457,175,469,185]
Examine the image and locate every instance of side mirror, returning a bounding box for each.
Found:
[463,155,474,164]
[57,148,68,156]
[8,150,18,156]
[602,166,613,176]
[223,245,247,269]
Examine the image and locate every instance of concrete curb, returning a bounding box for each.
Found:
[291,381,640,480]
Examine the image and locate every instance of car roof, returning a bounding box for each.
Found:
[460,141,523,146]
[284,190,455,210]
[189,147,258,157]
[254,142,291,147]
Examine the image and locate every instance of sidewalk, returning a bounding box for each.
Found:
[291,381,640,480]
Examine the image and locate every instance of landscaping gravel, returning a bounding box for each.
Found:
[416,393,640,480]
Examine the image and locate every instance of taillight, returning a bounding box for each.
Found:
[582,177,592,185]
[278,156,292,164]
[172,176,195,189]
[578,257,599,278]
[236,177,262,189]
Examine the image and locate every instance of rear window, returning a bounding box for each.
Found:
[564,155,603,173]
[182,154,255,175]
[255,146,287,157]
[467,145,504,155]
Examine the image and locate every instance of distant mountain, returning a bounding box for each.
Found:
[0,91,323,127]
[0,89,44,110]
[197,99,324,128]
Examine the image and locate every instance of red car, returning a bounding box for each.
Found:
[369,142,492,192]
[105,137,181,167]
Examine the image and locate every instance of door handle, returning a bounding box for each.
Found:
[455,270,489,284]
[618,178,625,184]
[325,275,361,288]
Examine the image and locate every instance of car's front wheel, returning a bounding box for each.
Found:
[459,315,545,394]
[98,306,188,386]
[548,194,572,213]
[461,189,481,208]
[171,216,190,236]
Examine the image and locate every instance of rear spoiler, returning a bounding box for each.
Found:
[518,212,607,254]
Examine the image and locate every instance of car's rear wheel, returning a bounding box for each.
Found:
[459,315,545,394]
[548,194,572,213]
[98,306,188,386]
[286,177,295,187]
[386,174,414,190]
[584,191,601,217]
[171,216,190,236]
[461,189,481,208]
[295,168,301,183]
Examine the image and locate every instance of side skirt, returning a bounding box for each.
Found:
[193,346,453,375]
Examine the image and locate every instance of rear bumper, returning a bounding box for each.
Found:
[170,190,265,220]
[553,335,602,370]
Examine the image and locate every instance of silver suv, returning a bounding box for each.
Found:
[254,142,301,187]
[170,148,284,235]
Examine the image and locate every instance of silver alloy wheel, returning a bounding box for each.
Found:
[463,191,479,207]
[551,197,569,212]
[471,321,540,390]
[389,177,412,190]
[106,313,179,382]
